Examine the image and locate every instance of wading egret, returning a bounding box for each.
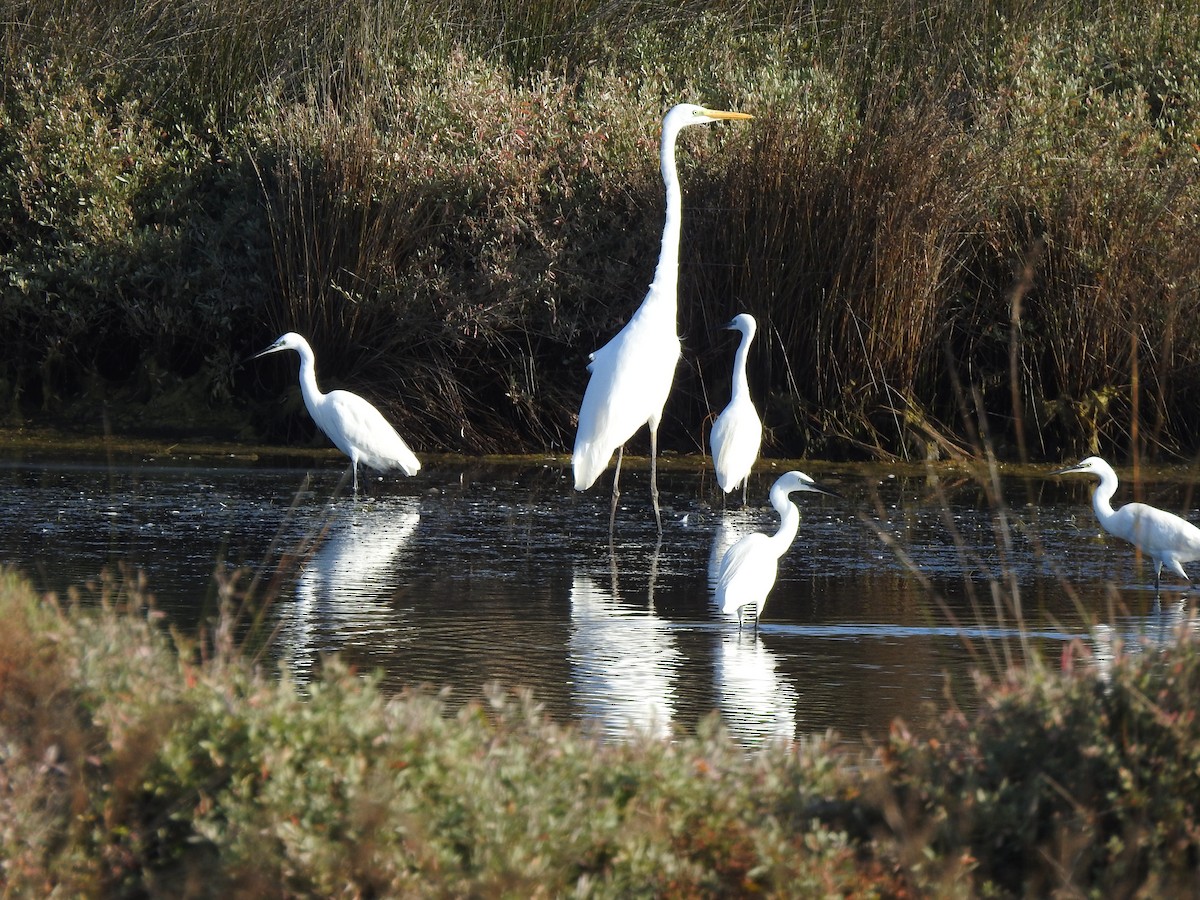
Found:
[710,313,762,504]
[1053,456,1200,590]
[715,470,837,631]
[255,332,420,492]
[573,103,753,533]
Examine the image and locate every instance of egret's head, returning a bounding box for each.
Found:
[1051,456,1107,478]
[666,103,753,131]
[723,313,757,336]
[254,332,306,359]
[775,470,840,499]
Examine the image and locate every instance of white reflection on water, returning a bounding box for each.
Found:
[281,497,421,681]
[1086,597,1199,681]
[16,457,1200,741]
[569,566,680,740]
[714,631,798,746]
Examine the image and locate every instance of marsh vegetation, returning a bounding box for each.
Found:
[5,1,1200,894]
[2,0,1199,462]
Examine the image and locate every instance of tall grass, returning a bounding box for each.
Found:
[2,0,1199,460]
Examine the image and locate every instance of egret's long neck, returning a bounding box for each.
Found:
[1091,469,1120,527]
[294,344,325,416]
[730,326,755,404]
[767,486,801,555]
[647,121,684,306]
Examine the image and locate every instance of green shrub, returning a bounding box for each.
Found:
[0,58,271,423]
[877,641,1200,896]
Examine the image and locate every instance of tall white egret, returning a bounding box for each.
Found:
[709,313,762,504]
[1053,456,1200,590]
[573,103,753,533]
[715,470,838,630]
[255,332,420,492]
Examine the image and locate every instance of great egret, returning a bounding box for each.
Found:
[1053,456,1200,590]
[710,313,762,504]
[573,103,753,533]
[255,332,420,492]
[715,470,837,630]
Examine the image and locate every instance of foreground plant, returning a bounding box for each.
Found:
[1,565,1198,897]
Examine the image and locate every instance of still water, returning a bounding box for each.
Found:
[1,449,1197,746]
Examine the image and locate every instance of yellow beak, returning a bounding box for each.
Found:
[701,108,754,121]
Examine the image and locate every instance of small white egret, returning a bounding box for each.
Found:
[255,332,420,492]
[573,103,753,533]
[709,313,762,504]
[715,470,838,630]
[1053,456,1200,590]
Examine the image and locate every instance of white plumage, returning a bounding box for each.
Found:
[1054,456,1200,590]
[715,470,836,629]
[572,103,753,533]
[710,313,762,502]
[255,332,420,492]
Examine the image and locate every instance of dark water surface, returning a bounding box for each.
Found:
[2,448,1197,746]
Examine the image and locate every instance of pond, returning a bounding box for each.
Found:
[1,445,1196,747]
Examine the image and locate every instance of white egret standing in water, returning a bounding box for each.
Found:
[573,103,753,533]
[255,332,420,492]
[716,470,838,630]
[709,313,762,504]
[1053,456,1200,590]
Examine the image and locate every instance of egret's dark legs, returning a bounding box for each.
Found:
[647,535,662,608]
[649,427,663,534]
[740,477,748,507]
[608,533,620,594]
[609,445,623,534]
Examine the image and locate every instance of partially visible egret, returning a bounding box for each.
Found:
[573,103,753,533]
[255,332,420,492]
[715,470,838,630]
[709,313,762,504]
[1053,456,1200,590]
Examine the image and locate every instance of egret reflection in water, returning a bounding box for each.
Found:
[1086,597,1198,681]
[281,496,421,681]
[714,631,798,746]
[568,550,679,739]
[8,456,1189,741]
